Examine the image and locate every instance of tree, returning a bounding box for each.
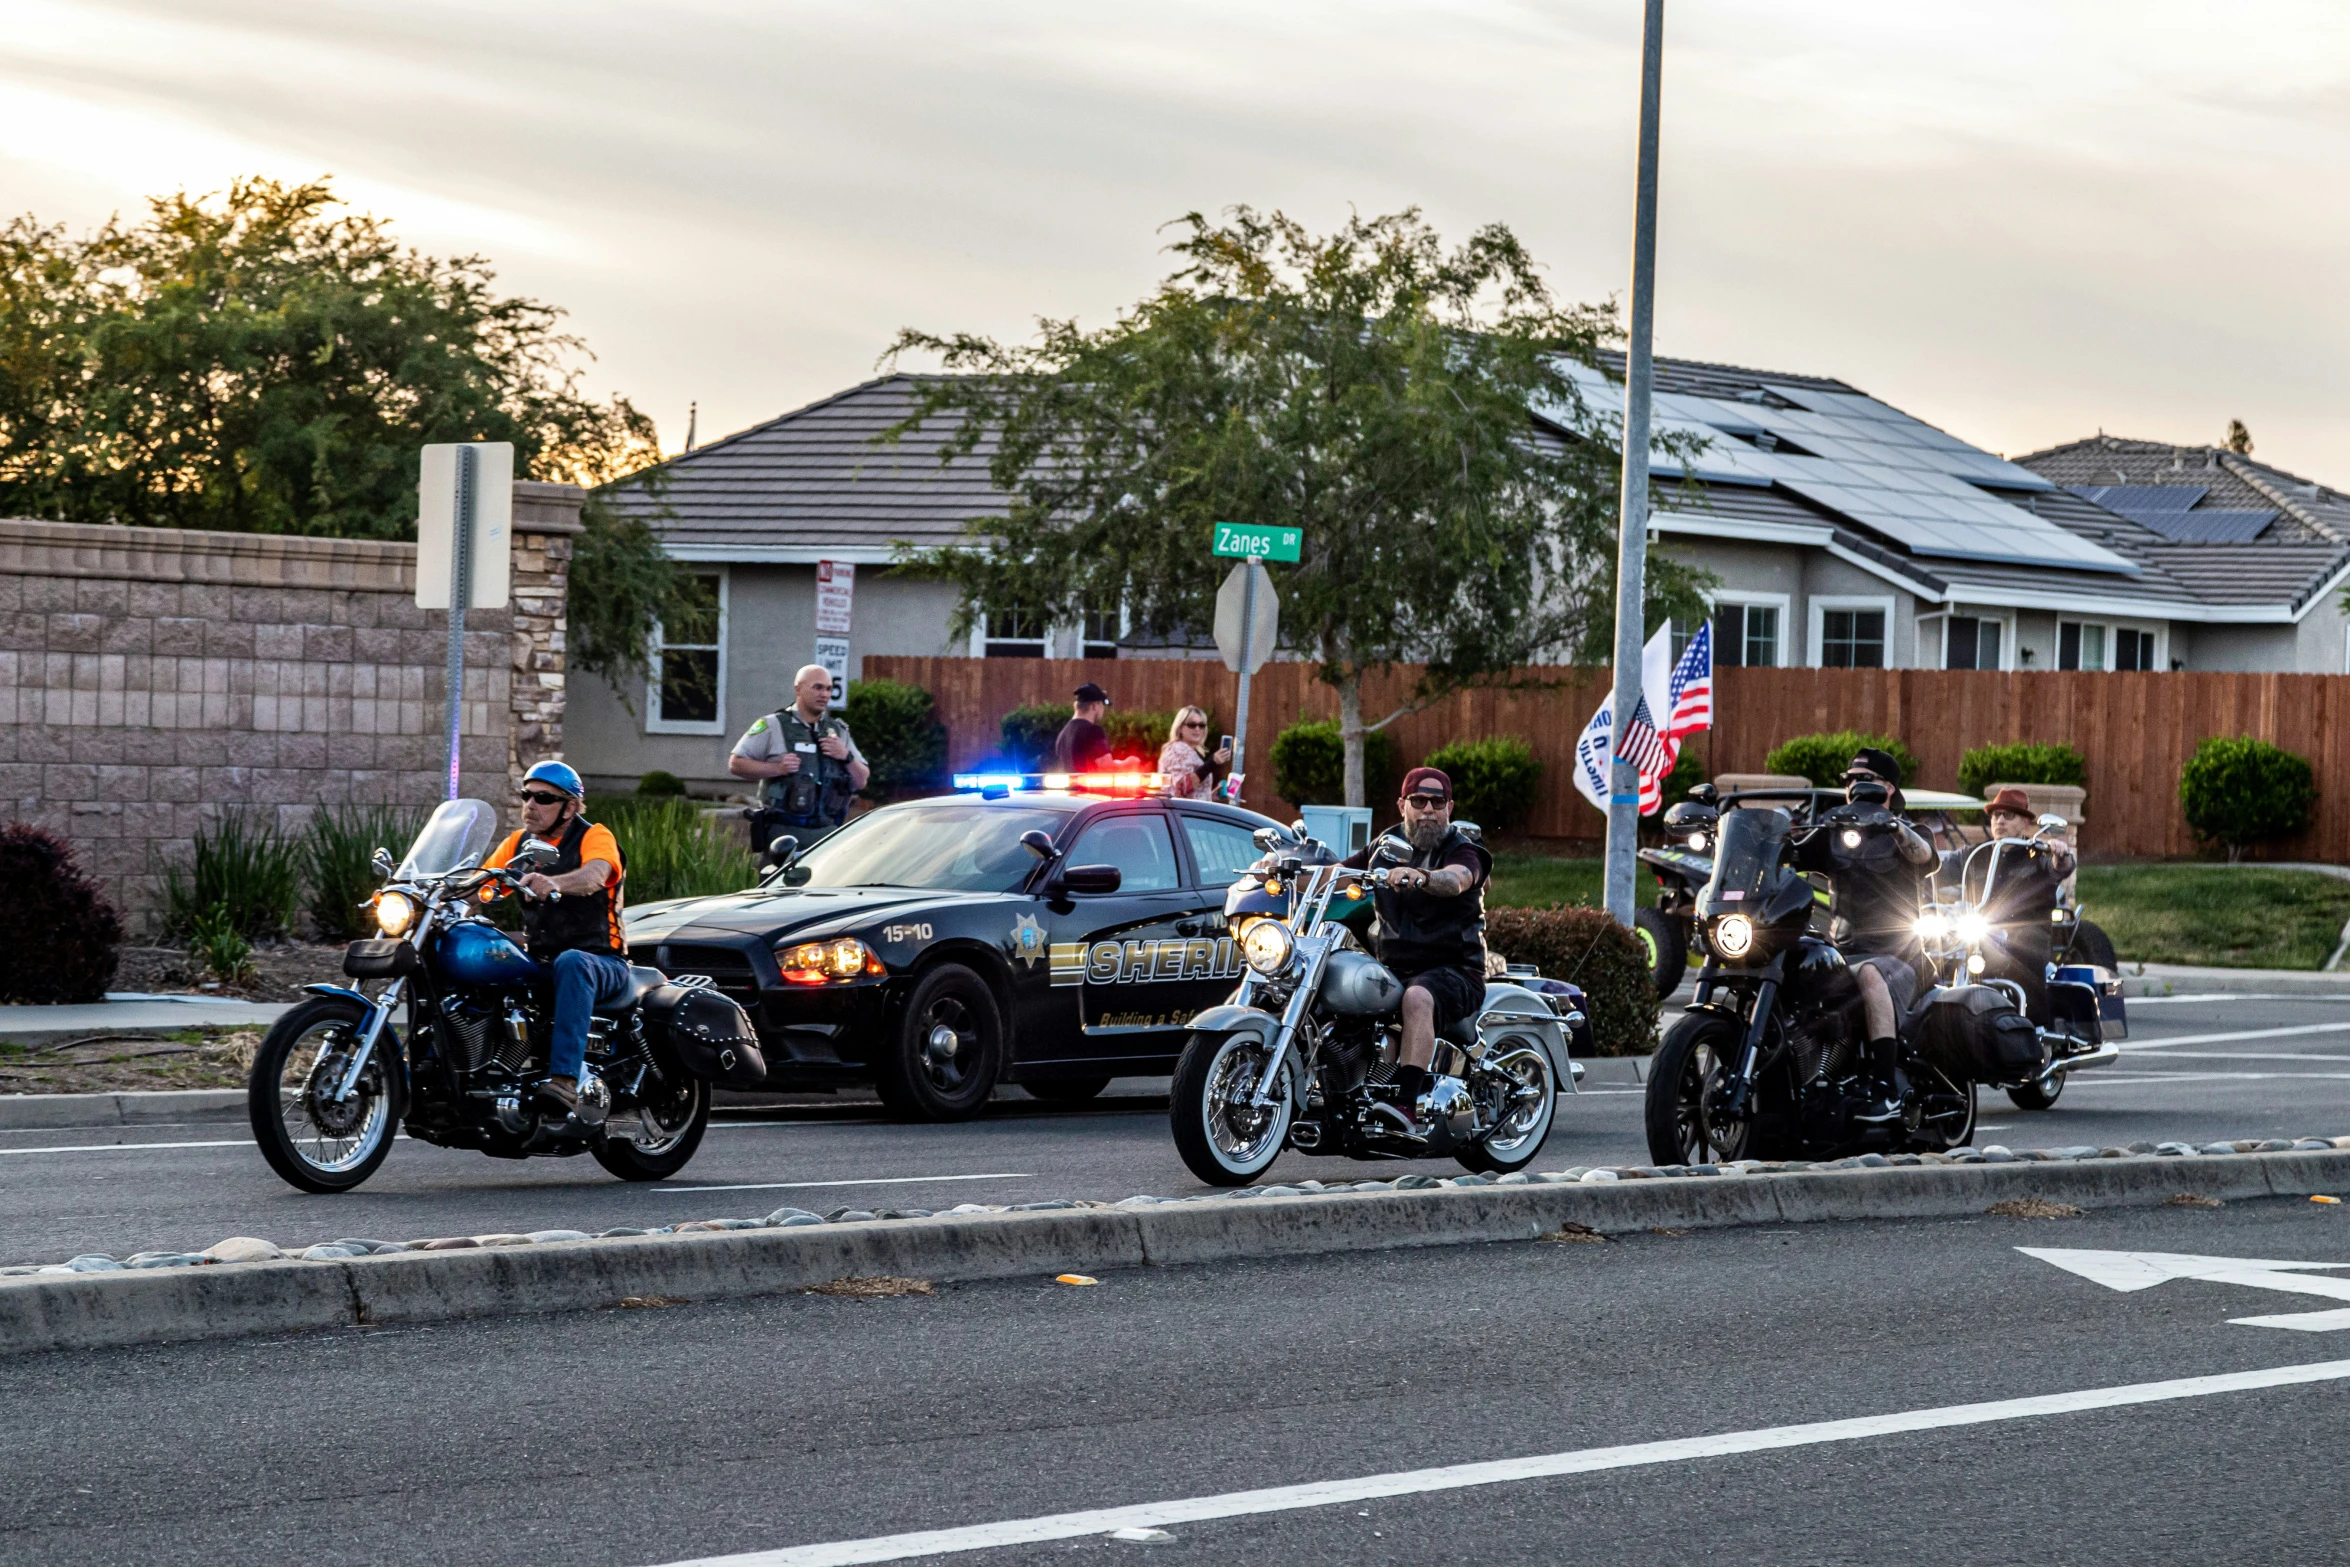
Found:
[2225,418,2254,456]
[884,207,1709,805]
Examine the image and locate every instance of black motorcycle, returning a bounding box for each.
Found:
[247,798,766,1193]
[1642,803,1987,1165]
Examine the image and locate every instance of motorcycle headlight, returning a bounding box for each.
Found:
[1956,912,1990,945]
[1686,832,1709,852]
[1915,911,1950,940]
[374,890,416,938]
[1242,919,1296,975]
[1840,829,1862,849]
[1712,913,1755,959]
[1967,952,1987,975]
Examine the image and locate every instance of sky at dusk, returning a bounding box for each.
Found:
[8,0,2347,478]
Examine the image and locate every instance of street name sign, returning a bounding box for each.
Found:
[1212,521,1301,564]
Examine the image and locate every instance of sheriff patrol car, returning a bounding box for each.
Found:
[622,773,1283,1121]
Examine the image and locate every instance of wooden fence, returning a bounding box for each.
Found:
[864,656,2350,862]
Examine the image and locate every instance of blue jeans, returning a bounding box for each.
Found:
[548,949,633,1081]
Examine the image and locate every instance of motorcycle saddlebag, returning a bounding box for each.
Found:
[645,982,768,1088]
[1915,984,2047,1084]
[343,938,418,978]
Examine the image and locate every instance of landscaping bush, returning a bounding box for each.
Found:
[636,770,688,797]
[845,679,950,795]
[594,796,758,904]
[999,704,1067,770]
[165,812,300,939]
[1957,741,2086,800]
[1764,730,1921,789]
[1104,708,1215,765]
[2180,736,2315,860]
[1422,735,1542,833]
[0,823,121,1003]
[305,804,426,941]
[1269,720,1400,806]
[1483,905,1658,1057]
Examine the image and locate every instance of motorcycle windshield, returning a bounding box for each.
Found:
[399,798,500,879]
[1699,807,1790,915]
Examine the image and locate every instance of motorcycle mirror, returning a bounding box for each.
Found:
[1018,829,1058,860]
[2037,813,2068,831]
[371,847,396,878]
[1687,782,1719,804]
[1370,839,1410,867]
[519,836,562,867]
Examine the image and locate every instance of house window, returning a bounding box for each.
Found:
[1712,603,1781,668]
[1820,608,1887,669]
[647,570,726,734]
[1946,615,2003,671]
[2115,628,2158,671]
[2059,621,2108,671]
[1080,604,1122,660]
[983,610,1048,659]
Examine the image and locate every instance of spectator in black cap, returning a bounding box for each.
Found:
[1051,682,1113,773]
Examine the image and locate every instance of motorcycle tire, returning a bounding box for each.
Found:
[594,1074,711,1180]
[248,995,404,1194]
[1023,1076,1113,1106]
[874,964,1004,1122]
[1453,1033,1559,1174]
[2008,1070,2066,1111]
[1634,908,1688,999]
[1645,1011,1750,1166]
[1169,1029,1302,1186]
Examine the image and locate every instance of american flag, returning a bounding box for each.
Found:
[1615,694,1668,779]
[1663,621,1714,742]
[1571,621,1718,818]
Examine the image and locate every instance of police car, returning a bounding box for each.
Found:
[621,771,1281,1120]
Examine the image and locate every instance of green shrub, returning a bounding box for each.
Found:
[2180,736,2315,860]
[1657,748,1705,814]
[636,770,688,797]
[304,804,426,941]
[0,823,121,1003]
[1483,905,1658,1057]
[845,679,949,794]
[165,812,300,938]
[1269,720,1400,806]
[1764,730,1921,789]
[1422,736,1542,833]
[188,902,255,986]
[999,704,1067,770]
[1957,741,2086,799]
[595,796,758,904]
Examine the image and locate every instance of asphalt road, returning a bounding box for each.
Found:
[8,991,2350,1268]
[7,1189,2350,1564]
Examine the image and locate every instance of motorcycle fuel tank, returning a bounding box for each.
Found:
[1320,949,1404,1015]
[437,920,542,986]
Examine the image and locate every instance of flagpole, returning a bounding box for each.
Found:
[1604,0,1667,928]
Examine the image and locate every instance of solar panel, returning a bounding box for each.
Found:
[2071,485,2208,513]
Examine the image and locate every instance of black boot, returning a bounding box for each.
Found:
[1852,1039,1905,1124]
[1389,1063,1432,1108]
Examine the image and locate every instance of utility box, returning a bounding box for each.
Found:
[1300,805,1373,855]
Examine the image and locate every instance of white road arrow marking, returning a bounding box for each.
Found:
[2022,1247,2350,1330]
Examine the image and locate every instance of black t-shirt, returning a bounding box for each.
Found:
[1051,718,1110,773]
[1342,829,1491,975]
[1790,818,1924,959]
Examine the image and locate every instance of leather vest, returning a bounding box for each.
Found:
[1368,824,1491,974]
[522,815,624,962]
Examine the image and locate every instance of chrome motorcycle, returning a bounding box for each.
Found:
[1168,824,1574,1186]
[247,798,765,1194]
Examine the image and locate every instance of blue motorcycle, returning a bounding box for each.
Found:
[247,799,764,1193]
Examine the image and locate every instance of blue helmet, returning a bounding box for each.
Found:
[522,760,585,800]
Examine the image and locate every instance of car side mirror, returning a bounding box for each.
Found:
[768,834,799,864]
[1018,829,1058,861]
[371,847,396,878]
[1053,863,1122,896]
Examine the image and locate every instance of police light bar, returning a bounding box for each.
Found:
[953,771,1167,796]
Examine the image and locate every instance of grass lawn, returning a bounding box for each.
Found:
[1488,853,1604,910]
[2077,866,2350,971]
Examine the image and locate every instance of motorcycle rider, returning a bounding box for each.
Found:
[1789,748,1935,1123]
[482,761,630,1120]
[1947,786,2076,1019]
[1339,766,1492,1120]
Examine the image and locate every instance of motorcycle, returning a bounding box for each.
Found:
[246,798,766,1194]
[1916,814,2126,1112]
[1643,802,1985,1165]
[1168,823,1575,1186]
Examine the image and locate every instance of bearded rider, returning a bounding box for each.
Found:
[1788,747,1934,1124]
[1339,766,1492,1122]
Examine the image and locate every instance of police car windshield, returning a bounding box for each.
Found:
[789,804,1069,892]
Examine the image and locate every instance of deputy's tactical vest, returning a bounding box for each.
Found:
[1368,823,1492,974]
[761,709,856,826]
[522,814,624,962]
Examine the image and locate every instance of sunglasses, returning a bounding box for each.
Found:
[1182,720,1207,729]
[1405,794,1447,808]
[519,790,570,807]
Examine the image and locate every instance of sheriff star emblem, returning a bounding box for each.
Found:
[1009,912,1047,968]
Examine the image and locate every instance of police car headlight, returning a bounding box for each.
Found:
[779,937,886,984]
[1712,914,1755,959]
[1242,920,1296,975]
[1955,912,1990,945]
[374,891,416,938]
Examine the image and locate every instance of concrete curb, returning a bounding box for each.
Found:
[0,1090,247,1129]
[2120,965,2350,998]
[6,1149,2343,1359]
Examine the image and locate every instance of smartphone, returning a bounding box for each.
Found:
[1218,734,1234,757]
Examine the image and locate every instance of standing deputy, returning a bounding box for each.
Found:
[729,664,870,854]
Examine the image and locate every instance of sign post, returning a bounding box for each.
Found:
[1212,523,1290,806]
[814,560,855,709]
[416,442,514,799]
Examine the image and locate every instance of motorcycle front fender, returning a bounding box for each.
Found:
[1186,1003,1280,1044]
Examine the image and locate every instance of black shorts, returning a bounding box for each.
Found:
[1398,965,1485,1032]
[1854,953,1919,1016]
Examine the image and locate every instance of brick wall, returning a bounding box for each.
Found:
[0,481,583,933]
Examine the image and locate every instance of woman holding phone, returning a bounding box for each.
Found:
[1158,705,1232,799]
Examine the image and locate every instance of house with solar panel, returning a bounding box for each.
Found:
[567,363,2350,792]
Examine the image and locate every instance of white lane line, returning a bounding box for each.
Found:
[2124,1023,2350,1051]
[0,1138,254,1155]
[2130,994,2350,1006]
[2122,1051,2350,1063]
[660,1174,1033,1195]
[654,1359,2350,1567]
[2062,1071,2350,1085]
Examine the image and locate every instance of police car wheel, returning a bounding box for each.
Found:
[877,964,1004,1122]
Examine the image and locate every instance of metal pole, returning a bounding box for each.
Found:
[1604,0,1666,927]
[443,445,477,801]
[1228,557,1259,806]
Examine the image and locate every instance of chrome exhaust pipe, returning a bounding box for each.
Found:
[2052,1041,2121,1073]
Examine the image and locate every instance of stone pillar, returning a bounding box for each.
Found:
[507,481,584,793]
